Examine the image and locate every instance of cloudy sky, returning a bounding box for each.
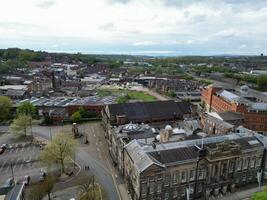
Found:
[0,0,267,56]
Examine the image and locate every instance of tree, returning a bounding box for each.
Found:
[10,114,32,136]
[42,175,55,200]
[28,184,46,200]
[71,111,82,122]
[40,132,76,174]
[17,102,36,118]
[257,75,267,91]
[78,175,102,200]
[0,96,12,122]
[28,175,55,200]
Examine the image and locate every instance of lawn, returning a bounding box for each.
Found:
[97,88,156,103]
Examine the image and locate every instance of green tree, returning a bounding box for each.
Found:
[40,132,76,174]
[78,175,102,200]
[28,184,46,200]
[28,175,55,200]
[10,114,32,136]
[0,96,12,122]
[78,107,97,118]
[42,175,55,200]
[257,75,267,91]
[71,111,82,122]
[17,102,36,118]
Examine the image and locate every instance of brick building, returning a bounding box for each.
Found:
[201,86,267,133]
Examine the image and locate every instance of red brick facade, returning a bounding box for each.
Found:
[201,87,267,133]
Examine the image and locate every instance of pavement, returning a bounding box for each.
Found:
[31,122,124,200]
[218,186,264,200]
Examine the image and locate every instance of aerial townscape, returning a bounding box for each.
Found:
[1,1,267,200]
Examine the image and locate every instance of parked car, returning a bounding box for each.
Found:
[1,144,12,150]
[2,178,14,188]
[0,148,5,155]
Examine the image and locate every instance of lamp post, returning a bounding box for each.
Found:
[10,163,14,180]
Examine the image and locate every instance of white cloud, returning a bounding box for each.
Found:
[0,0,266,55]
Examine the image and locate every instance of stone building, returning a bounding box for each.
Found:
[200,113,235,135]
[124,132,265,200]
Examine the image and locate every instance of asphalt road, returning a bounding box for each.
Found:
[32,122,120,200]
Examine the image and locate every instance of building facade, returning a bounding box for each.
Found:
[124,133,265,200]
[201,86,267,133]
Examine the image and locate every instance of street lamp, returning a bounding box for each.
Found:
[10,163,14,181]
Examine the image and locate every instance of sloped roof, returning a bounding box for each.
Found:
[125,140,164,173]
[217,111,244,121]
[6,89,26,97]
[107,100,191,121]
[148,146,198,165]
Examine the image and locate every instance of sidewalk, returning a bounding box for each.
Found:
[219,186,264,200]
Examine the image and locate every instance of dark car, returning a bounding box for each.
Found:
[0,148,5,155]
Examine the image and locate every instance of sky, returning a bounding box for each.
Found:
[0,0,267,56]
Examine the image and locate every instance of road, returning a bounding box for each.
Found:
[188,72,267,102]
[32,122,120,200]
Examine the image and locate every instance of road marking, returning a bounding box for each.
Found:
[94,134,96,137]
[0,159,7,171]
[19,163,23,170]
[96,142,98,146]
[4,166,9,173]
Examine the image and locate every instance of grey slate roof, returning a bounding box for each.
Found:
[217,111,244,121]
[108,100,192,121]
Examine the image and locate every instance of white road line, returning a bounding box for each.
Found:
[4,166,9,173]
[94,134,96,137]
[0,160,7,171]
[96,142,98,146]
[19,163,23,170]
[97,147,100,151]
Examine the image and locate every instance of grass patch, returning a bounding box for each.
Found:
[97,88,156,103]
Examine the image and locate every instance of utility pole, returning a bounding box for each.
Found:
[10,163,14,180]
[49,127,52,140]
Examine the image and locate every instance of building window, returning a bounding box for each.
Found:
[237,159,242,171]
[173,190,178,198]
[180,187,186,196]
[164,174,170,186]
[181,171,187,183]
[242,174,246,182]
[256,158,261,167]
[157,183,162,193]
[149,182,155,194]
[189,170,195,181]
[229,161,234,173]
[250,158,255,168]
[164,192,169,200]
[198,168,204,179]
[243,158,248,170]
[141,184,147,197]
[172,172,179,184]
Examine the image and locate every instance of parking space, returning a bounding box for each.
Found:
[0,142,43,180]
